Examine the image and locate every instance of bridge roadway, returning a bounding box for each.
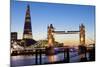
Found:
[11,46,74,56]
[11,45,93,56]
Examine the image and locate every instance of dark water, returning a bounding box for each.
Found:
[11,51,87,67]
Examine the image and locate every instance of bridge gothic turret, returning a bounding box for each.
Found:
[47,24,55,47]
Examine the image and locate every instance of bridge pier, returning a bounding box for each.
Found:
[35,49,42,65]
[64,48,70,63]
[78,45,87,62]
[35,49,38,64]
[45,46,55,55]
[39,49,42,64]
[88,45,95,61]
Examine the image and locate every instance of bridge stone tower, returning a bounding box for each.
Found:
[79,24,87,61]
[79,24,85,46]
[47,24,55,47]
[23,5,33,39]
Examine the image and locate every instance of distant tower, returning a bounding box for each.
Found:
[47,24,55,47]
[22,5,36,46]
[23,5,33,39]
[79,24,85,45]
[11,32,17,41]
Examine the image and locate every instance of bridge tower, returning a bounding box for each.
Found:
[47,24,55,47]
[79,24,85,46]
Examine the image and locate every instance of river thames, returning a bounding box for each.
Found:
[11,51,89,67]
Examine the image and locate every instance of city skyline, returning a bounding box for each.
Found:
[11,0,95,45]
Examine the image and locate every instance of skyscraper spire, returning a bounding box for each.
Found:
[23,5,33,39]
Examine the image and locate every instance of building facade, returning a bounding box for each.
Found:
[11,32,17,41]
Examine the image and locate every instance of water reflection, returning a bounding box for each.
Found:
[11,53,64,67]
[48,55,57,63]
[11,51,89,67]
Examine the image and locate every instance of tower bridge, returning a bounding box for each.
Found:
[47,24,94,60]
[47,24,85,47]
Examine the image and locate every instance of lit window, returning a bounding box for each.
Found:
[26,19,30,22]
[26,14,30,17]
